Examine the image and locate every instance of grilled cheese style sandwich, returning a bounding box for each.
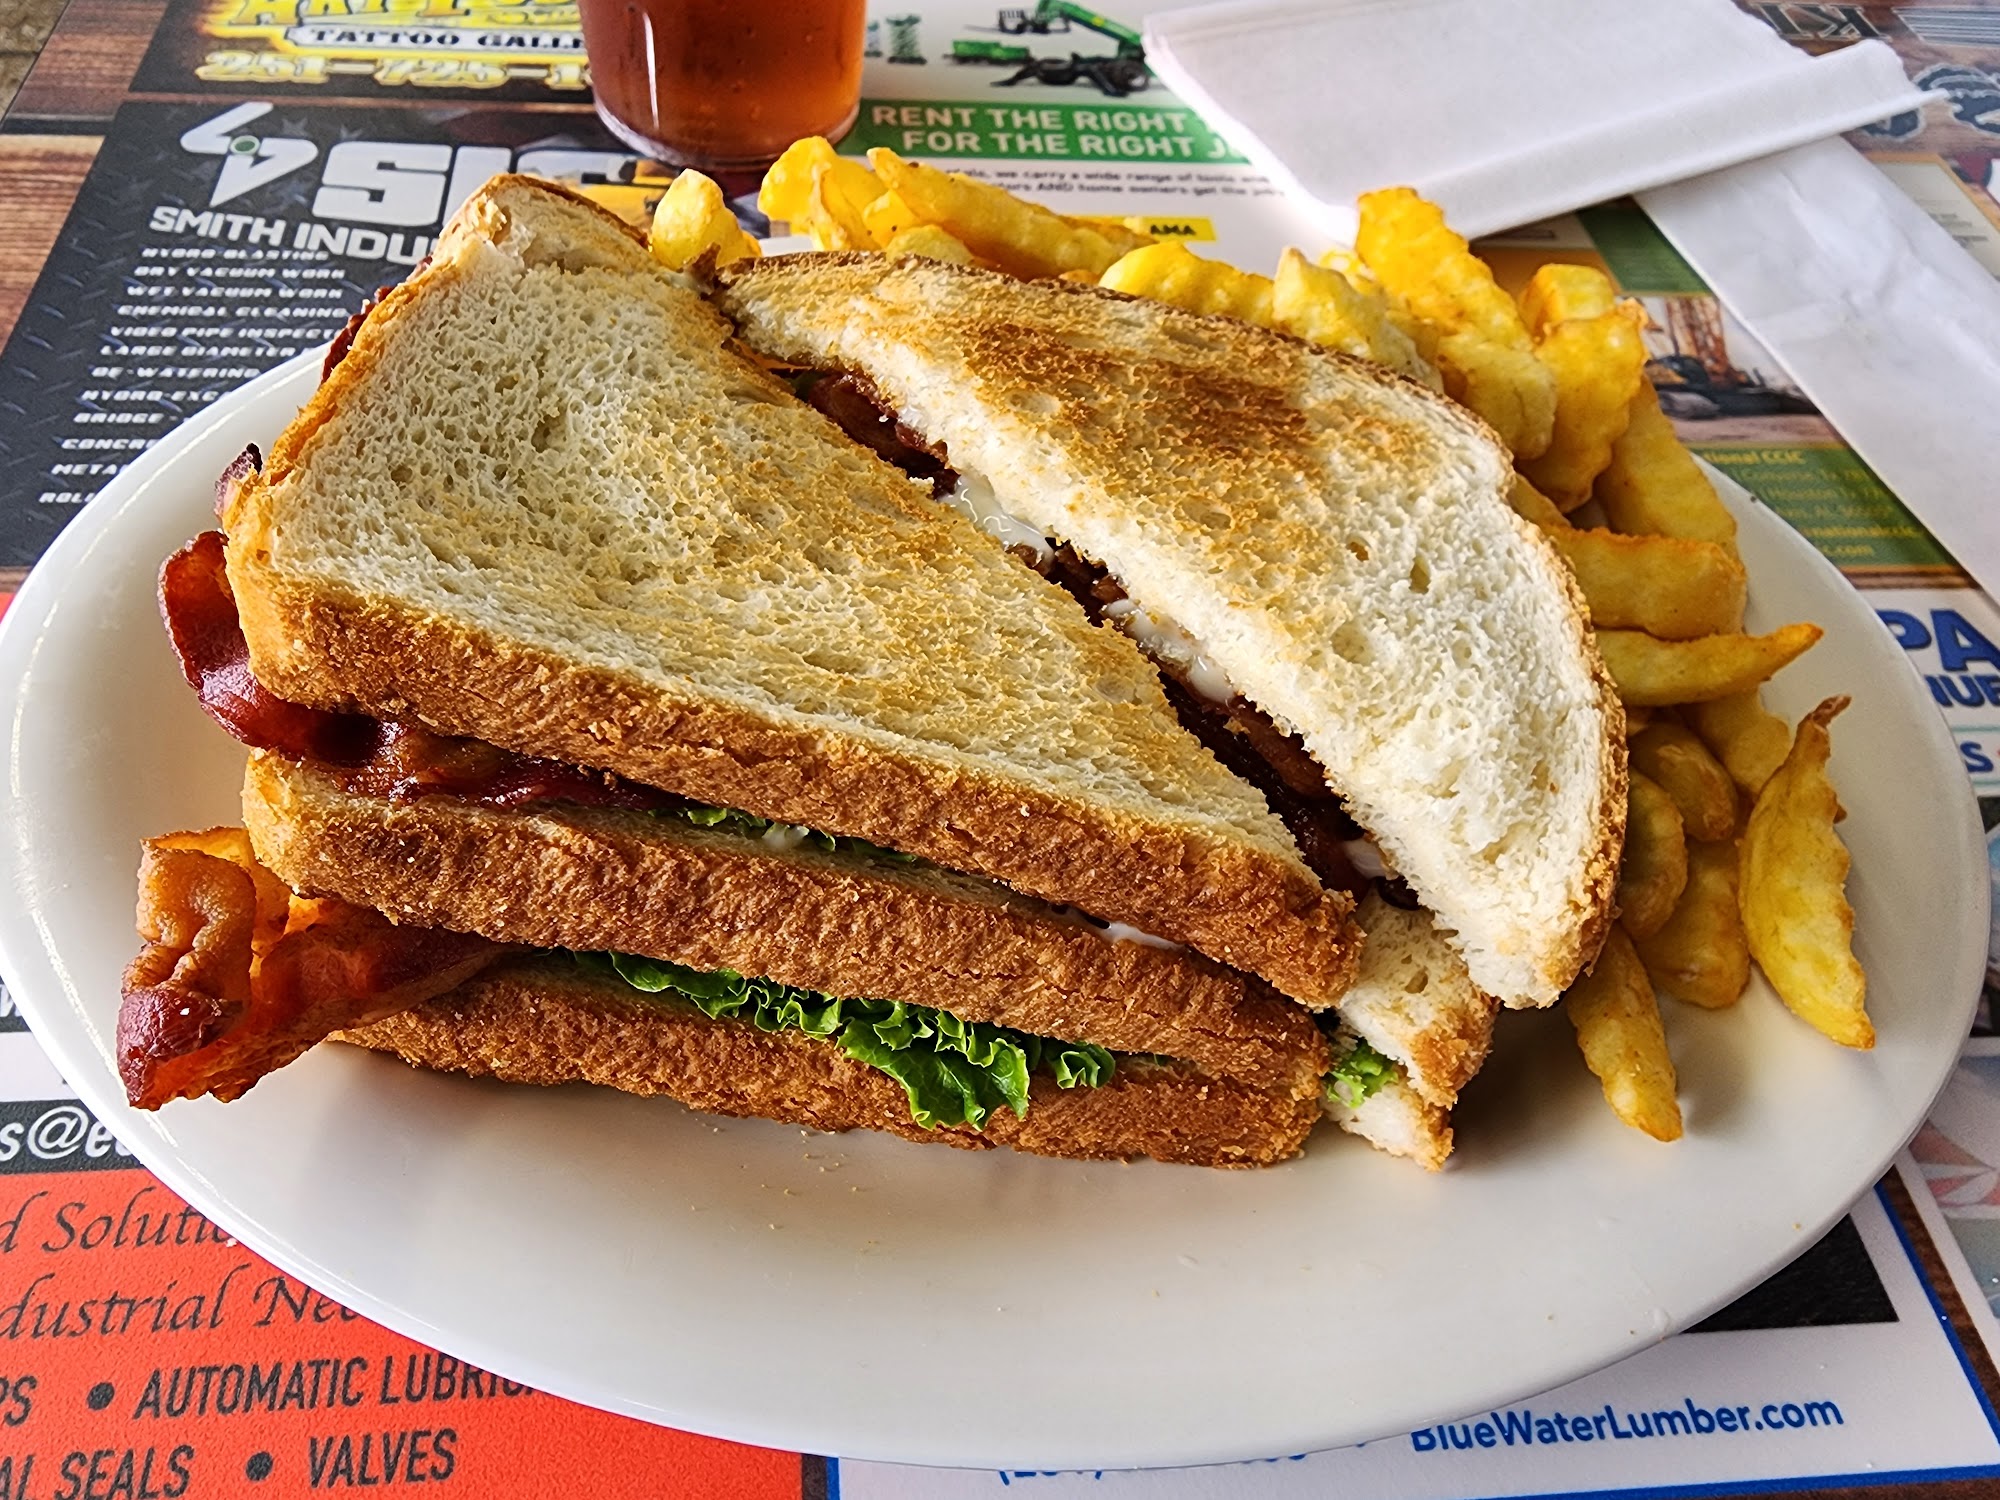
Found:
[714,254,1627,1012]
[117,175,1377,1168]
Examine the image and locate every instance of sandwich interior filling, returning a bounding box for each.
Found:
[1326,1031,1398,1111]
[117,824,1142,1125]
[158,518,1381,1121]
[582,950,1115,1131]
[585,950,1395,1122]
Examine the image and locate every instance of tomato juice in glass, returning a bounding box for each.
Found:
[579,0,867,171]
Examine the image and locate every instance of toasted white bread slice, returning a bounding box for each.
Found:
[242,753,1330,1096]
[715,254,1626,1008]
[1328,1062,1453,1173]
[336,959,1324,1168]
[1338,889,1499,1109]
[220,177,1358,1007]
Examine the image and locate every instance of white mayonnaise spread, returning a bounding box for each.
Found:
[760,824,815,853]
[1098,921,1186,952]
[1099,598,1237,704]
[1342,837,1396,880]
[1047,904,1186,952]
[936,472,1055,564]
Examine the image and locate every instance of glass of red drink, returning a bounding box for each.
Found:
[578,0,868,171]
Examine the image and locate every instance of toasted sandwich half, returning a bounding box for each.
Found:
[117,176,1379,1168]
[114,765,1330,1166]
[713,255,1627,1009]
[219,177,1357,1009]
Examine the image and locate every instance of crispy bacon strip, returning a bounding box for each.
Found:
[805,372,954,482]
[119,831,518,1108]
[159,518,671,812]
[323,302,373,382]
[1159,677,1366,898]
[160,530,380,766]
[346,720,677,811]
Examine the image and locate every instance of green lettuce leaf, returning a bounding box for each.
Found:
[1048,1043,1116,1089]
[660,803,917,863]
[1325,1036,1397,1110]
[840,1021,1015,1130]
[587,952,1113,1130]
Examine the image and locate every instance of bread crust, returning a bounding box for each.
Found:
[220,177,1360,1009]
[336,961,1322,1168]
[245,754,1330,1094]
[1551,578,1628,1005]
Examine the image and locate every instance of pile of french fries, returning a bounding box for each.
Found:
[647,147,1871,1145]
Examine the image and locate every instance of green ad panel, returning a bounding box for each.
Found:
[1697,444,1955,572]
[845,98,1246,164]
[1577,201,1710,294]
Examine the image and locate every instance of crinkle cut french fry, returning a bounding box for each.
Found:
[759,136,841,224]
[1062,213,1155,257]
[862,189,921,248]
[1596,383,1740,561]
[796,158,883,251]
[1617,773,1689,939]
[1519,263,1619,337]
[1435,331,1557,460]
[1595,623,1822,707]
[1327,248,1440,364]
[1100,242,1274,326]
[867,148,1124,279]
[883,224,977,264]
[1355,188,1531,350]
[1545,528,1748,641]
[649,170,761,272]
[1632,837,1751,1010]
[1355,188,1555,457]
[1740,697,1872,1049]
[1630,721,1738,842]
[1687,690,1795,797]
[1565,925,1683,1141]
[1520,303,1650,510]
[1272,249,1439,388]
[1507,474,1570,530]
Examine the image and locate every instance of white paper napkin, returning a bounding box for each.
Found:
[1640,141,2000,603]
[1143,0,1934,241]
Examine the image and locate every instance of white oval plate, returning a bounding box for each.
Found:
[0,352,1985,1470]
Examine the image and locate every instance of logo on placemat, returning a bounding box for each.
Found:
[181,101,320,206]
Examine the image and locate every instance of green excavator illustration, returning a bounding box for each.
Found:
[950,1,1151,97]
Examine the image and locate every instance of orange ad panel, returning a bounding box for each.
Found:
[0,1168,805,1499]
